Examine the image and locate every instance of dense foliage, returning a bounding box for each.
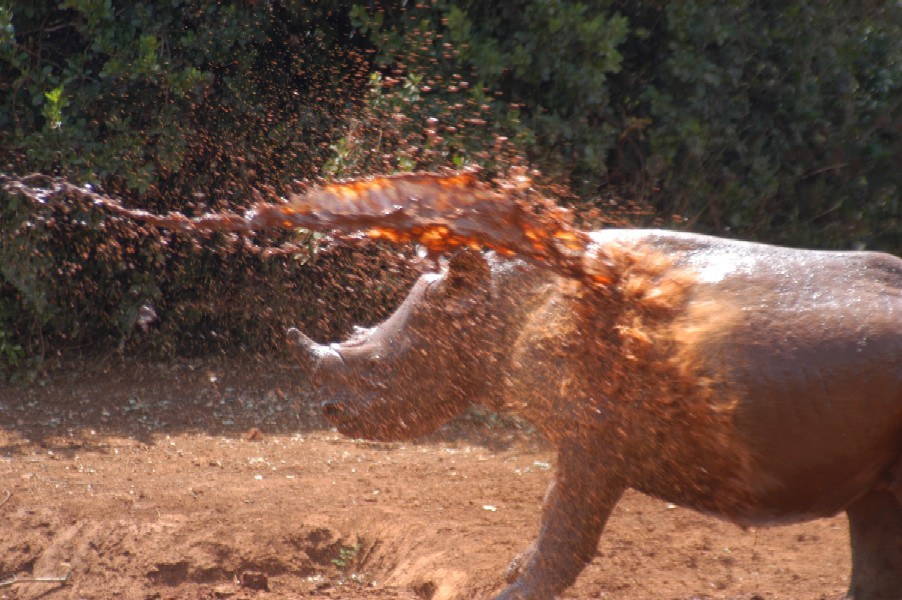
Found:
[359,1,901,245]
[0,0,416,374]
[1,0,900,374]
[638,3,902,248]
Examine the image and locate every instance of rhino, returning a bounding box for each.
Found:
[289,229,902,600]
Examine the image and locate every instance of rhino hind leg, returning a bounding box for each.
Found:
[845,488,902,600]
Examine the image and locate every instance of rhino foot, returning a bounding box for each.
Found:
[496,541,577,600]
[845,489,902,600]
[503,544,536,584]
[493,578,560,600]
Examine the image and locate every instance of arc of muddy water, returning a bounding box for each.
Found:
[78,170,616,286]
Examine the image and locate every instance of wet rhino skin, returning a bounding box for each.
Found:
[291,229,902,600]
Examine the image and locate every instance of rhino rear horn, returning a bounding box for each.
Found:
[445,250,490,290]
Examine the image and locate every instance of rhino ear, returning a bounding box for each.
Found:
[443,250,490,292]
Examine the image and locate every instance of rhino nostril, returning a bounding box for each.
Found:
[321,400,346,421]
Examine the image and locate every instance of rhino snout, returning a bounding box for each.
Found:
[320,393,369,428]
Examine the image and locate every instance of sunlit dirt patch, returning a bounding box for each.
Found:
[0,360,852,599]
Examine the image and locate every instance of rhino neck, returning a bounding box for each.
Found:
[489,238,701,441]
[492,275,614,431]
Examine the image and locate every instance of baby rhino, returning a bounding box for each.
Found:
[289,229,902,600]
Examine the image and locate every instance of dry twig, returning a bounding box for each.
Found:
[0,570,70,588]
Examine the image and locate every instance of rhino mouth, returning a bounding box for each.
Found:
[321,397,358,426]
[320,394,422,441]
[320,394,386,437]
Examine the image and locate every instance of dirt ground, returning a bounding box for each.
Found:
[1,357,852,600]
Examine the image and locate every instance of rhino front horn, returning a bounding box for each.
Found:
[286,327,340,374]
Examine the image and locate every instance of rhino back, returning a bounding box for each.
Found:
[592,230,902,520]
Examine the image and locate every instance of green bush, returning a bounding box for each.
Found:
[1,0,368,197]
[442,1,630,188]
[345,0,630,188]
[2,0,900,375]
[0,1,416,375]
[354,0,901,247]
[0,175,416,373]
[637,2,902,248]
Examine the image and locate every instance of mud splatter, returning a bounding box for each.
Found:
[4,170,621,285]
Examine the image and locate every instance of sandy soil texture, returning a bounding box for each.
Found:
[0,359,850,599]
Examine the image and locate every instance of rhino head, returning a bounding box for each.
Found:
[290,251,547,441]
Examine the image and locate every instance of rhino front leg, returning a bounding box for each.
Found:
[496,443,626,600]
